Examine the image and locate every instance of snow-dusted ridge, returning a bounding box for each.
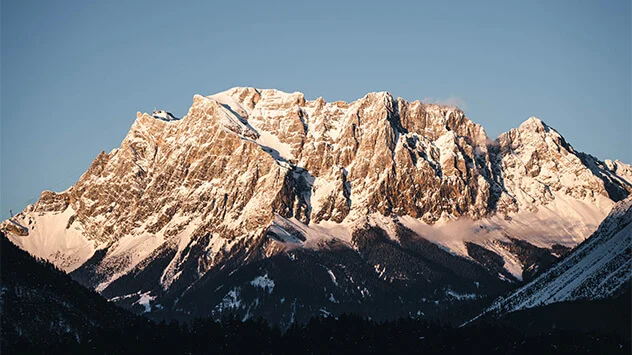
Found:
[1,87,631,323]
[4,204,97,272]
[467,196,632,324]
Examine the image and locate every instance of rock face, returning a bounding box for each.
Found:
[2,87,631,325]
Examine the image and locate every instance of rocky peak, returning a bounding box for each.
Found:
[499,116,565,149]
[495,115,631,212]
[605,159,632,179]
[517,116,547,132]
[2,87,630,297]
[33,190,70,213]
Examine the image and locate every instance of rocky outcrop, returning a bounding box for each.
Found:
[2,87,631,323]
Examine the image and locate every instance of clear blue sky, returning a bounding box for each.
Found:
[1,0,631,219]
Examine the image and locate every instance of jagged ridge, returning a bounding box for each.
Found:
[2,87,631,323]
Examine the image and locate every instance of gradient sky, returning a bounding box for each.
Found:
[1,0,631,219]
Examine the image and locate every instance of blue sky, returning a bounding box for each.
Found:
[1,0,630,219]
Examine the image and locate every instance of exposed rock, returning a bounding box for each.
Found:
[34,191,70,213]
[3,221,28,237]
[2,87,631,323]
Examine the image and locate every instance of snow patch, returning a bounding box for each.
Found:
[267,216,353,247]
[256,130,295,162]
[152,110,178,121]
[250,273,275,294]
[327,269,338,286]
[445,290,477,300]
[217,288,242,311]
[133,291,156,313]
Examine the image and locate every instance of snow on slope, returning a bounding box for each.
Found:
[5,205,97,272]
[398,191,613,279]
[267,215,354,246]
[474,197,631,319]
[207,90,296,163]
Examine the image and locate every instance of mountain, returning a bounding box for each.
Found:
[470,196,631,321]
[2,87,631,325]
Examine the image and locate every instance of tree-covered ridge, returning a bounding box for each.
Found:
[2,232,629,354]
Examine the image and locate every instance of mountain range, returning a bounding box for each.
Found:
[2,87,631,326]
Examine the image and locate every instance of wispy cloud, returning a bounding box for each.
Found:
[422,96,467,109]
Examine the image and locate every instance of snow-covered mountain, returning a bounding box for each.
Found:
[470,196,631,322]
[2,87,631,324]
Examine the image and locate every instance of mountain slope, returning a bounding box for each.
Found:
[0,232,144,351]
[2,87,631,323]
[471,196,631,321]
[493,289,631,339]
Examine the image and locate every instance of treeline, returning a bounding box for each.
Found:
[5,313,629,354]
[2,233,629,354]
